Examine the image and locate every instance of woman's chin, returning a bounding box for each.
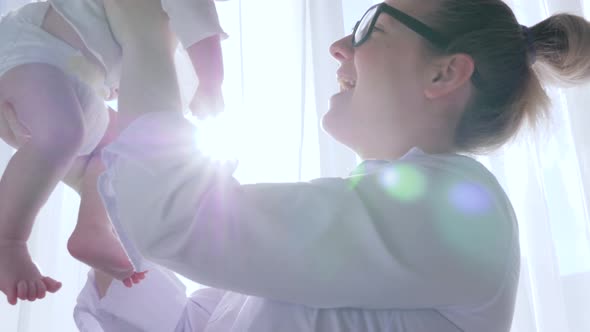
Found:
[320,113,351,147]
[329,89,354,109]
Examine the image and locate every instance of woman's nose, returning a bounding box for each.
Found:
[329,35,354,62]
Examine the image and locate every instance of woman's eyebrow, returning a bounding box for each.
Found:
[378,15,399,29]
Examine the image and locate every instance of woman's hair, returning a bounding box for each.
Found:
[425,0,590,153]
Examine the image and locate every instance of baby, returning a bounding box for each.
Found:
[0,0,226,305]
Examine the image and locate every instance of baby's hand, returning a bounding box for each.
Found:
[190,84,225,119]
[104,87,119,101]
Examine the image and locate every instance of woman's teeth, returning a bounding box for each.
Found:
[338,78,356,92]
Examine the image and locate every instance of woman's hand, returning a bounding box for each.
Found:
[104,0,175,51]
[94,269,148,299]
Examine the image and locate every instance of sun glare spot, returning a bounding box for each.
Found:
[188,112,240,162]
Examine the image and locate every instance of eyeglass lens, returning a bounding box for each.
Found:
[354,6,378,44]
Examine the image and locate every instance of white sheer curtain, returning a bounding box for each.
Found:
[0,0,589,331]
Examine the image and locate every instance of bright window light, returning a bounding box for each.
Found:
[188,112,241,162]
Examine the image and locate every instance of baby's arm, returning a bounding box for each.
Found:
[162,0,226,117]
[186,34,224,117]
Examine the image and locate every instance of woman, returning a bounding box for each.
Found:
[75,0,590,331]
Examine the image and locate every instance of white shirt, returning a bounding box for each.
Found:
[49,0,226,88]
[74,112,520,331]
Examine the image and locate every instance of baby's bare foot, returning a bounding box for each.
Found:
[68,223,135,280]
[0,241,61,305]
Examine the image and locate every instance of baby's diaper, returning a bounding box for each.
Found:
[0,2,110,155]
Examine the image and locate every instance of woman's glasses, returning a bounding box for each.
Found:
[352,3,483,88]
[352,3,450,48]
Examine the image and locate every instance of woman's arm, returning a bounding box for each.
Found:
[100,117,517,309]
[103,0,182,130]
[75,263,203,332]
[75,264,226,331]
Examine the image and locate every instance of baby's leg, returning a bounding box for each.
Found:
[61,105,118,193]
[67,107,141,281]
[0,64,86,305]
[61,156,91,195]
[67,150,136,281]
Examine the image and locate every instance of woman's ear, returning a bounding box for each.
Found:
[424,54,475,99]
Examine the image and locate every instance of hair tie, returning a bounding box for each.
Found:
[521,25,536,65]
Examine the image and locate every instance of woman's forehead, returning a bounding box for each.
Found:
[383,0,437,19]
[374,0,434,31]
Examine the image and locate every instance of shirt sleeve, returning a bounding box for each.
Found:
[99,111,517,310]
[73,262,223,332]
[162,0,228,49]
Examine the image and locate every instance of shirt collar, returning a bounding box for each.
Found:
[349,147,425,176]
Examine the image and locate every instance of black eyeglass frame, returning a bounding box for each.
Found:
[352,3,483,88]
[352,3,450,48]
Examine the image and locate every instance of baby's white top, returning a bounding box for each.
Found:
[74,111,520,332]
[49,0,226,88]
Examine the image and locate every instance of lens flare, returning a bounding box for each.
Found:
[449,182,492,215]
[432,181,498,265]
[379,164,426,202]
[348,163,366,189]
